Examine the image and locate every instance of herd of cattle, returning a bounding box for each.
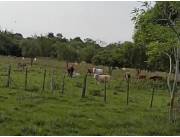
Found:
[67,65,111,83]
[67,64,165,84]
[16,57,165,84]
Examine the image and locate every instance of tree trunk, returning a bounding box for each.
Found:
[169,91,176,123]
[169,47,179,123]
[164,52,172,96]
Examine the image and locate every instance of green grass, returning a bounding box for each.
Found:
[0,55,179,135]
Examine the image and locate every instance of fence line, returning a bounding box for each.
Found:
[0,64,168,109]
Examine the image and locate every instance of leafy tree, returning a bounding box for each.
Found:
[80,46,96,63]
[0,31,21,56]
[47,32,54,38]
[36,36,56,57]
[56,33,63,40]
[20,39,41,66]
[55,43,79,67]
[133,1,180,122]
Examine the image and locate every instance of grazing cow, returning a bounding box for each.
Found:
[149,76,163,81]
[87,68,93,74]
[94,74,111,83]
[67,65,75,78]
[93,68,103,77]
[87,67,103,76]
[122,68,127,71]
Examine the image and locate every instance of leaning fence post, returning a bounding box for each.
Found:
[42,69,46,91]
[25,67,28,90]
[61,73,66,95]
[150,80,156,108]
[6,64,11,87]
[104,80,107,103]
[81,73,88,98]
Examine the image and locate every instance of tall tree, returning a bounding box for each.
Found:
[133,1,180,122]
[20,39,41,66]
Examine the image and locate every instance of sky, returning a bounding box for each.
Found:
[0,1,143,45]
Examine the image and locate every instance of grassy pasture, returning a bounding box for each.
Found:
[0,55,179,135]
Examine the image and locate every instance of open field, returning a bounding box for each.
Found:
[0,55,179,135]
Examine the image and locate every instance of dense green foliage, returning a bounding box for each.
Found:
[0,31,136,67]
[133,1,180,72]
[0,30,141,68]
[0,31,100,64]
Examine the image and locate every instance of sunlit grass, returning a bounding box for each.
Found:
[0,55,179,135]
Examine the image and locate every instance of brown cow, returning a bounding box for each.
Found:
[87,68,93,75]
[87,68,104,76]
[67,65,75,78]
[149,76,163,81]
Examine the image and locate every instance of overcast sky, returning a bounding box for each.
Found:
[0,1,143,44]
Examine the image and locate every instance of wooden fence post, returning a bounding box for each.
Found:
[50,69,55,93]
[6,65,11,87]
[25,67,28,90]
[126,74,130,105]
[150,81,155,108]
[42,69,46,91]
[61,73,66,95]
[81,73,88,98]
[104,80,107,103]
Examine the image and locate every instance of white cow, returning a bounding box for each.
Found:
[94,74,111,83]
[93,68,104,78]
[122,67,126,71]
